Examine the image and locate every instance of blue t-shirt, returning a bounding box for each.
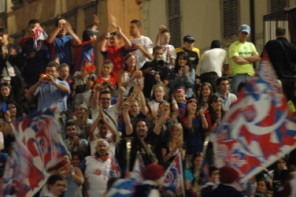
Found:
[35,79,70,112]
[50,35,73,67]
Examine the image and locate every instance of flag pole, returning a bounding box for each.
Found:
[192,132,211,194]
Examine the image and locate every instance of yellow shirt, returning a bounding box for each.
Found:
[229,41,258,76]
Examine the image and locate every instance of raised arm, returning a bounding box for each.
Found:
[27,74,47,95]
[64,22,82,46]
[122,102,133,136]
[117,26,132,48]
[153,103,170,135]
[115,86,126,110]
[47,26,62,44]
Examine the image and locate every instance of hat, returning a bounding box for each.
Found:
[219,166,239,183]
[183,35,195,42]
[143,163,165,181]
[82,29,99,41]
[239,24,251,34]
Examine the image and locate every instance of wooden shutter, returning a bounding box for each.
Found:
[168,0,181,47]
[270,0,288,13]
[223,0,239,39]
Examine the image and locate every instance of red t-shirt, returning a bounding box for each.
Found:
[101,46,129,81]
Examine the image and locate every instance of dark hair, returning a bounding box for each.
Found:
[153,45,164,54]
[211,40,221,49]
[47,174,64,186]
[65,119,76,129]
[130,19,142,28]
[55,16,65,27]
[276,27,286,36]
[100,90,112,98]
[103,59,114,68]
[191,153,202,171]
[208,94,225,123]
[123,53,136,71]
[46,61,59,69]
[209,166,219,177]
[100,82,115,95]
[200,82,213,98]
[0,82,12,90]
[216,76,230,86]
[257,178,272,191]
[28,19,40,26]
[175,51,190,72]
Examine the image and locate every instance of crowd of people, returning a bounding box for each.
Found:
[0,15,295,197]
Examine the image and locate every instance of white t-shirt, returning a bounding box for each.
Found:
[85,156,112,197]
[130,36,153,69]
[199,48,227,77]
[161,44,176,68]
[91,105,119,132]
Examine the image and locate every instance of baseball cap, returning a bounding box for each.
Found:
[183,35,195,42]
[239,24,251,34]
[82,29,99,41]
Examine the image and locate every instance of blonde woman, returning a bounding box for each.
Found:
[161,123,185,167]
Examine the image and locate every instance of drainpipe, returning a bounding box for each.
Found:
[250,0,255,44]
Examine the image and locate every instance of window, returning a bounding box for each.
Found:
[167,0,181,47]
[222,0,239,39]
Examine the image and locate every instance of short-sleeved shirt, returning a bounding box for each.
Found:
[101,46,129,81]
[35,79,70,112]
[228,41,259,76]
[50,35,74,67]
[130,36,153,69]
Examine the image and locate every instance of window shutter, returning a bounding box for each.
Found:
[223,0,239,39]
[270,0,287,13]
[168,0,181,47]
[84,2,97,29]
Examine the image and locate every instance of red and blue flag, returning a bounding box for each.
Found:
[211,51,296,183]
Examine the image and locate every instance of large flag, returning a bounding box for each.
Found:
[106,152,144,197]
[211,51,296,183]
[6,107,67,196]
[109,156,122,178]
[160,149,185,196]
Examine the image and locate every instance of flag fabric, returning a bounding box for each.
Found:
[160,149,185,196]
[211,51,296,183]
[109,156,122,178]
[32,26,48,51]
[106,152,144,197]
[8,107,67,196]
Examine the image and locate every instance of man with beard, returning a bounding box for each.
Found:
[115,102,169,175]
[83,139,117,197]
[27,61,70,113]
[141,45,171,98]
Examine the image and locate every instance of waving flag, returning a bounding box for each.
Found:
[106,152,144,197]
[32,26,48,51]
[109,157,121,178]
[8,107,67,196]
[160,149,185,196]
[211,51,296,183]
